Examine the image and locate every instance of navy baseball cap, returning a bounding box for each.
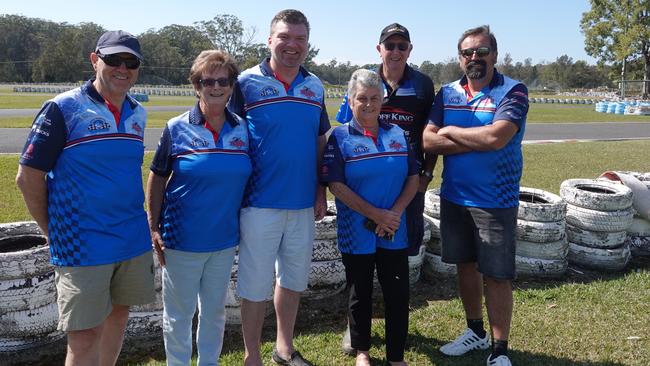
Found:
[379,23,410,43]
[95,30,143,60]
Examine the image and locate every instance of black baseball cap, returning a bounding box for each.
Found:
[379,23,410,43]
[95,30,143,60]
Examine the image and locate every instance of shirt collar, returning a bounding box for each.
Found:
[189,102,238,128]
[377,64,411,92]
[348,118,392,136]
[259,57,311,80]
[82,78,139,110]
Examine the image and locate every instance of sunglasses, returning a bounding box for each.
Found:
[97,53,141,69]
[198,77,233,88]
[459,47,491,58]
[383,42,410,51]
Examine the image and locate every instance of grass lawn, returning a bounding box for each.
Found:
[2,140,649,365]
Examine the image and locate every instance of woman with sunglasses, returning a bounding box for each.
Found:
[321,69,419,366]
[146,50,251,366]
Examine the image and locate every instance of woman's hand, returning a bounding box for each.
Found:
[151,230,166,266]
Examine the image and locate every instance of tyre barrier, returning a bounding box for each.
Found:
[424,188,441,218]
[626,216,650,257]
[407,245,426,285]
[422,252,456,278]
[515,188,568,277]
[561,179,634,271]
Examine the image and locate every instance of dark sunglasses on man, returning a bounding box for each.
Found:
[383,42,410,51]
[97,53,141,69]
[198,78,233,88]
[459,47,491,58]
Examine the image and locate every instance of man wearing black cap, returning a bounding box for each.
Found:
[336,22,435,358]
[16,30,154,365]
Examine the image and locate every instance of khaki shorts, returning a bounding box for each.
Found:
[55,251,155,331]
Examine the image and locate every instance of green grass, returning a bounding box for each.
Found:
[2,141,649,365]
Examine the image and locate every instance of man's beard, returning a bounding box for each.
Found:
[466,60,487,79]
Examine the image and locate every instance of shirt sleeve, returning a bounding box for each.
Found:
[19,102,67,172]
[426,87,445,127]
[227,81,245,119]
[149,126,173,177]
[406,132,420,176]
[320,132,345,184]
[318,96,331,136]
[335,94,353,123]
[493,84,529,130]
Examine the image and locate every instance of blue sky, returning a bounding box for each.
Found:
[4,0,597,66]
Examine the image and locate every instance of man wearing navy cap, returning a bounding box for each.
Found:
[16,30,154,365]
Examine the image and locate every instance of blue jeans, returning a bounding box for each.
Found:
[162,247,236,366]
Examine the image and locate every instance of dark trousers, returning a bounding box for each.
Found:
[342,247,410,362]
[406,191,425,255]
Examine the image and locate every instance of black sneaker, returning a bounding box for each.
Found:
[272,349,314,366]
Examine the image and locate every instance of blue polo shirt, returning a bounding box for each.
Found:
[228,58,330,209]
[321,120,419,254]
[427,70,529,208]
[19,79,150,266]
[150,104,252,252]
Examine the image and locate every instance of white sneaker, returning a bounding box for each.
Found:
[440,328,490,356]
[487,354,512,366]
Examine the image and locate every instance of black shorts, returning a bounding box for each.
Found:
[440,198,517,280]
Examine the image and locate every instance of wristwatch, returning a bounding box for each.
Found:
[420,170,433,179]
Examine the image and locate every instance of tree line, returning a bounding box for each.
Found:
[0,12,646,91]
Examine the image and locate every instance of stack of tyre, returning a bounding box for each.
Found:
[617,172,650,257]
[515,187,568,278]
[561,179,634,271]
[0,222,63,353]
[307,202,346,298]
[421,189,456,279]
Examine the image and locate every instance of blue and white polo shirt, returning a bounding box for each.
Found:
[228,58,330,209]
[428,70,529,208]
[321,120,419,254]
[150,104,251,252]
[19,79,150,266]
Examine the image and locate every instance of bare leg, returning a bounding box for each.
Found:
[456,262,484,319]
[274,285,301,359]
[99,304,130,366]
[65,326,103,366]
[484,277,513,341]
[355,350,371,366]
[241,299,267,366]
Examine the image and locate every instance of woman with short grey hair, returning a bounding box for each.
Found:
[321,69,419,366]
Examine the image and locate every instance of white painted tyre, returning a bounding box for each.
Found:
[516,219,565,243]
[125,311,163,338]
[408,245,426,285]
[423,214,440,239]
[424,189,441,218]
[0,222,51,281]
[560,179,633,211]
[315,215,337,240]
[565,204,634,232]
[518,187,566,222]
[425,237,441,255]
[627,217,650,236]
[0,271,56,313]
[565,224,626,249]
[626,235,650,257]
[422,252,456,278]
[567,242,630,272]
[516,237,568,260]
[311,239,341,261]
[422,215,434,243]
[0,331,65,353]
[515,255,567,278]
[0,302,58,338]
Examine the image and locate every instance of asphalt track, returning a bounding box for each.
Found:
[1,107,649,153]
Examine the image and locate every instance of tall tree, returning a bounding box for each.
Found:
[194,14,257,61]
[581,0,650,96]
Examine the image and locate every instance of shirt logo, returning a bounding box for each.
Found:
[87,119,111,132]
[22,143,35,160]
[190,137,209,147]
[449,96,463,104]
[261,86,279,97]
[131,122,142,134]
[299,86,317,99]
[353,144,370,154]
[389,140,403,150]
[229,137,246,148]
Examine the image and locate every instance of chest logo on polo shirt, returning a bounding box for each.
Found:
[353,144,370,154]
[190,137,209,147]
[261,86,279,97]
[131,122,142,134]
[388,140,404,151]
[299,86,317,99]
[87,119,111,132]
[449,96,463,104]
[229,137,246,148]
